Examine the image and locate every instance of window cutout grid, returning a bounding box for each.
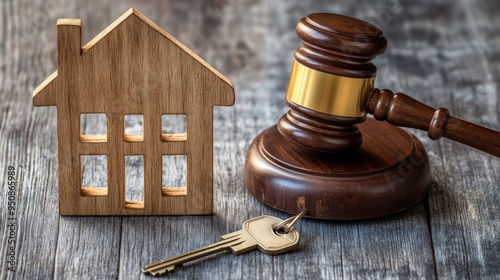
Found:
[81,155,108,196]
[125,155,144,209]
[162,155,187,196]
[124,114,144,142]
[80,113,107,142]
[161,114,187,142]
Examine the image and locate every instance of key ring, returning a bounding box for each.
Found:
[272,209,307,234]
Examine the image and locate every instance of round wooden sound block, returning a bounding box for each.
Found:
[244,118,431,220]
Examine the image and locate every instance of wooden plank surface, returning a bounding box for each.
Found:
[0,0,498,279]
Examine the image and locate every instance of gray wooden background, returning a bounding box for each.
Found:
[1,0,499,279]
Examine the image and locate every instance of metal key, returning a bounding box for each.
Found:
[142,214,303,276]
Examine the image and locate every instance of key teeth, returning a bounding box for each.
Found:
[151,269,167,277]
[142,264,177,276]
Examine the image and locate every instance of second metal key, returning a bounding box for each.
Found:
[142,215,301,276]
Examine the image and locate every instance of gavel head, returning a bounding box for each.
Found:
[277,13,388,152]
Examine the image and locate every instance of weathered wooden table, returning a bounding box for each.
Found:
[1,0,499,279]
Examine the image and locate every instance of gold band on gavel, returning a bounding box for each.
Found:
[286,60,375,118]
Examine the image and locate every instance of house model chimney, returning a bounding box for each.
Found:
[57,19,82,72]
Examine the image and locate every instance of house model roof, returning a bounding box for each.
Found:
[33,8,234,107]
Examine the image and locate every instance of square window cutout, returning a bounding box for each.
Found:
[124,114,144,142]
[162,114,187,142]
[81,155,108,196]
[80,113,107,142]
[162,155,187,196]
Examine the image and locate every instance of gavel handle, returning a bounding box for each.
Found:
[367,89,500,157]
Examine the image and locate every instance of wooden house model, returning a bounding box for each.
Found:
[33,8,235,215]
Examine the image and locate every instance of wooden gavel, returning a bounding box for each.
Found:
[277,13,500,157]
[245,12,499,220]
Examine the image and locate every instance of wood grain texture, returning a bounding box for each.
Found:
[0,0,498,279]
[294,13,387,78]
[245,119,431,219]
[32,8,235,215]
[368,88,500,157]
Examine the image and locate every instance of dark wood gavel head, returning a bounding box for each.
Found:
[245,12,499,220]
[277,13,388,152]
[278,13,500,157]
